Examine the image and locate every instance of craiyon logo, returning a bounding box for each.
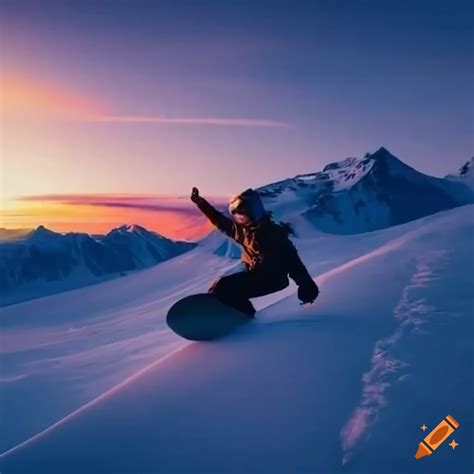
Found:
[415,415,460,459]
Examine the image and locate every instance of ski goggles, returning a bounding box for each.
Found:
[229,197,247,215]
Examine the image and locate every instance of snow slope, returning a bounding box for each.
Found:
[1,205,472,473]
[0,214,409,455]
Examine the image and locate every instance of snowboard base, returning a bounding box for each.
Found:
[166,293,252,341]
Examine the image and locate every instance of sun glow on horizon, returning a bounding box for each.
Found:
[0,196,214,240]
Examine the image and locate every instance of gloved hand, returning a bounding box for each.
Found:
[297,280,320,305]
[191,187,202,204]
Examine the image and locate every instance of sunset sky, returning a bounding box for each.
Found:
[1,0,472,239]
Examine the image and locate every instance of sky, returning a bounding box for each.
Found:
[0,0,472,237]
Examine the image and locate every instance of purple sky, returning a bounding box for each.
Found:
[1,0,472,207]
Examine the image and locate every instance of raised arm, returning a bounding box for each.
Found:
[191,187,235,239]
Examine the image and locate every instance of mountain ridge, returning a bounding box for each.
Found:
[0,224,196,304]
[2,146,472,303]
[258,146,474,234]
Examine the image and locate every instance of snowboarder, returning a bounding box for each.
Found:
[191,187,319,316]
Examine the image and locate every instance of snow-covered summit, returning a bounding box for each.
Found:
[258,147,474,234]
[107,224,154,236]
[293,155,373,190]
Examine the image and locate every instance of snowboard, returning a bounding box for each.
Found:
[166,293,252,341]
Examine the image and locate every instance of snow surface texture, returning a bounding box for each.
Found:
[1,205,472,473]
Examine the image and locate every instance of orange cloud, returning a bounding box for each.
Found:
[0,73,105,120]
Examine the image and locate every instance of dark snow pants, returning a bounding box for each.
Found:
[209,270,289,316]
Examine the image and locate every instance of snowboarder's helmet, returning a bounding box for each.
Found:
[229,189,265,222]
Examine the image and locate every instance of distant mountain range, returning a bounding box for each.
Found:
[258,147,474,234]
[0,228,32,242]
[2,146,472,305]
[0,225,195,304]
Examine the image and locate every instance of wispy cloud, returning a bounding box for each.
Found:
[17,193,229,210]
[88,115,293,128]
[2,72,293,128]
[17,194,180,202]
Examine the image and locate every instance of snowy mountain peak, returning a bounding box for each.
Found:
[322,156,360,172]
[29,225,58,239]
[267,147,406,200]
[116,224,146,233]
[371,145,392,159]
[110,224,135,234]
[368,146,420,176]
[129,224,148,233]
[108,224,162,239]
[26,226,64,247]
[258,147,474,234]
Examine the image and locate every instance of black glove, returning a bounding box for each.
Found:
[191,187,202,204]
[297,280,319,305]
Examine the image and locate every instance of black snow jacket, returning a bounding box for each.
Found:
[195,197,314,287]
